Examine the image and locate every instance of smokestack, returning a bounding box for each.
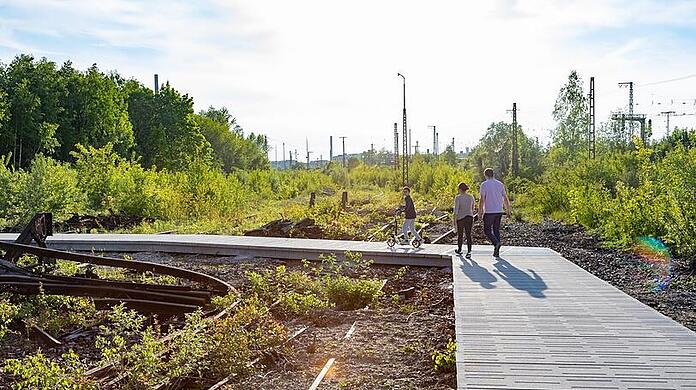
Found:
[154,74,159,94]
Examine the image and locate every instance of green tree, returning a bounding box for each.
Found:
[466,121,544,180]
[56,63,133,160]
[551,70,588,160]
[0,55,62,167]
[126,82,213,170]
[196,106,269,171]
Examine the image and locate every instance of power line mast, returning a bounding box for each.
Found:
[414,140,419,154]
[282,143,286,169]
[429,125,437,156]
[340,136,347,167]
[507,103,519,176]
[393,123,399,170]
[329,136,333,162]
[398,73,408,186]
[618,81,634,138]
[661,111,676,135]
[588,76,596,159]
[305,138,312,167]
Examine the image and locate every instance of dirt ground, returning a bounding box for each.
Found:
[0,253,456,390]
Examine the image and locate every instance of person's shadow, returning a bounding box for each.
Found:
[460,257,497,289]
[493,257,547,298]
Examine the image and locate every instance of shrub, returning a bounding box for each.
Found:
[0,298,19,340]
[324,276,383,310]
[432,339,457,373]
[3,350,96,390]
[17,155,86,222]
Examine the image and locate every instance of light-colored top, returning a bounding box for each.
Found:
[454,193,475,220]
[480,178,506,214]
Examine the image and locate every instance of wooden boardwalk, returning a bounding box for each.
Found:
[2,233,696,387]
[0,233,452,266]
[453,246,696,390]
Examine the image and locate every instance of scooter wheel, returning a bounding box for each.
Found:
[386,238,396,248]
[412,239,422,248]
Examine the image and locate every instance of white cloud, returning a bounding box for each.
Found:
[1,0,696,159]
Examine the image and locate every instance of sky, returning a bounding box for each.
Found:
[1,0,696,161]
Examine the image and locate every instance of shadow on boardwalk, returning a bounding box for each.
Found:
[459,258,497,289]
[493,257,547,298]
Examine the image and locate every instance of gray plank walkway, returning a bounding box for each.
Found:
[0,233,452,266]
[453,246,696,389]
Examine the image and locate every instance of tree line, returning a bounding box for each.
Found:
[0,54,269,172]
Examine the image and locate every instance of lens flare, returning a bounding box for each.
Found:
[635,236,672,292]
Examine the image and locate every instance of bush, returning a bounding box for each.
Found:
[0,298,19,340]
[324,275,383,310]
[3,350,95,390]
[432,339,457,373]
[17,155,86,222]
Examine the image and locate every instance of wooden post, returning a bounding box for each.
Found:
[309,192,316,207]
[341,191,348,209]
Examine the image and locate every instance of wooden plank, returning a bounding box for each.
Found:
[0,234,453,267]
[452,247,696,389]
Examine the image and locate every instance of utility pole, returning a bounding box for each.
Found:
[619,81,634,138]
[589,76,596,159]
[414,141,419,154]
[452,137,455,150]
[329,136,333,162]
[289,150,293,167]
[340,136,347,167]
[661,111,676,135]
[409,128,413,156]
[305,138,312,167]
[507,103,519,176]
[282,143,286,169]
[429,125,437,155]
[393,123,399,170]
[398,73,408,186]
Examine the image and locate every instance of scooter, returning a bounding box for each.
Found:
[386,211,422,248]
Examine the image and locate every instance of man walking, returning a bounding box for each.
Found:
[479,168,512,257]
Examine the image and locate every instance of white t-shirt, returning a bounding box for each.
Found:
[480,178,506,214]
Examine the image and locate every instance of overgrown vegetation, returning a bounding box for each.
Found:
[0,251,391,388]
[247,252,384,316]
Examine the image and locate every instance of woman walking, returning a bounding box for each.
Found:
[453,182,476,257]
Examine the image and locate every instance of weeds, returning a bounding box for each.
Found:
[3,350,96,390]
[432,339,457,373]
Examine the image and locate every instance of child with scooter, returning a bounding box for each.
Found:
[390,186,422,247]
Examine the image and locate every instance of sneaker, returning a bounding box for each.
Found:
[465,251,471,259]
[493,243,501,257]
[454,249,462,255]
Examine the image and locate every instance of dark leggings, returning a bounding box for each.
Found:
[483,213,503,246]
[456,216,473,252]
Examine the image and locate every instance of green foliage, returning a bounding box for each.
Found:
[0,298,19,340]
[247,252,383,315]
[466,121,545,181]
[17,155,86,222]
[432,339,457,373]
[325,275,383,310]
[551,70,588,160]
[196,107,269,171]
[14,291,96,335]
[3,350,96,390]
